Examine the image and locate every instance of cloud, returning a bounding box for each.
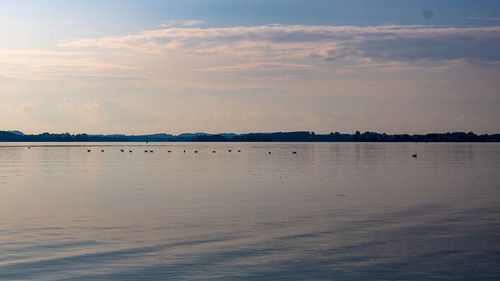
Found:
[433,114,474,123]
[204,62,313,73]
[87,100,155,126]
[24,100,77,125]
[0,49,134,80]
[58,24,500,64]
[182,20,205,26]
[467,17,500,21]
[158,20,205,28]
[23,99,155,128]
[354,34,500,62]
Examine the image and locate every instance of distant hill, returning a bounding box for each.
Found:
[7,130,25,136]
[0,130,498,142]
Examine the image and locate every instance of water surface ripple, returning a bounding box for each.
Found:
[0,142,499,280]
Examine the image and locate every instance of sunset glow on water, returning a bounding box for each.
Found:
[1,143,499,280]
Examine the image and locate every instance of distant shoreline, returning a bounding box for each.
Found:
[1,131,498,142]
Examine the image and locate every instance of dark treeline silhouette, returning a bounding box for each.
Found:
[0,130,498,142]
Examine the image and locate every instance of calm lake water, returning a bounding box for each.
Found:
[0,142,499,280]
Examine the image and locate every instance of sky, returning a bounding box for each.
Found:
[1,0,499,135]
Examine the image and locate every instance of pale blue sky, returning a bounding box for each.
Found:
[1,0,499,134]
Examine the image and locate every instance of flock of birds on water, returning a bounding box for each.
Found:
[83,149,299,154]
[84,149,416,157]
[26,146,417,157]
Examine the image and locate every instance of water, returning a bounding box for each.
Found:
[0,142,499,280]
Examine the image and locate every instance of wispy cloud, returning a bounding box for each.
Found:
[204,62,313,73]
[0,49,136,80]
[5,24,500,88]
[467,17,500,21]
[59,24,500,63]
[182,20,205,26]
[157,20,205,28]
[24,100,78,125]
[23,98,155,127]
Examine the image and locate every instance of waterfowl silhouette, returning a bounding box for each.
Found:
[212,151,216,153]
[149,150,153,153]
[292,151,297,154]
[101,150,104,152]
[87,149,91,152]
[237,150,241,152]
[412,154,417,158]
[129,150,133,153]
[168,150,171,153]
[228,149,232,152]
[120,149,124,152]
